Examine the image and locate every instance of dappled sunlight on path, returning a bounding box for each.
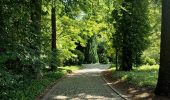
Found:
[41,64,123,100]
[74,63,111,74]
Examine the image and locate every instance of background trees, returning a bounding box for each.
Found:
[0,0,163,99]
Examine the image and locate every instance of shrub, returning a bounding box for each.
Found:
[143,57,156,65]
[64,50,84,65]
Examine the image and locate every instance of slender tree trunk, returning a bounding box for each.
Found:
[50,4,57,71]
[155,0,170,96]
[115,48,118,70]
[51,7,57,51]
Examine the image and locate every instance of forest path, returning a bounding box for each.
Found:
[41,64,124,100]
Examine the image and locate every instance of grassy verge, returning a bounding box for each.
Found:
[111,65,159,89]
[59,65,81,72]
[13,65,80,100]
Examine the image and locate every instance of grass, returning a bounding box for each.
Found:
[111,65,159,89]
[13,65,80,100]
[59,65,81,72]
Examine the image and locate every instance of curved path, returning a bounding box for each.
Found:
[41,64,124,100]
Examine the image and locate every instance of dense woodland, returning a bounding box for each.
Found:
[1,0,170,99]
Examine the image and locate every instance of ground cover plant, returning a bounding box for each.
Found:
[0,66,80,100]
[111,65,159,89]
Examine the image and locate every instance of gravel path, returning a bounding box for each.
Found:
[41,64,124,100]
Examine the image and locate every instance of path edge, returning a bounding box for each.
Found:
[36,74,68,100]
[101,71,130,100]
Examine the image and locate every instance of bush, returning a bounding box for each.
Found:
[64,50,84,65]
[0,67,23,99]
[143,57,156,65]
[0,69,65,100]
[98,53,109,64]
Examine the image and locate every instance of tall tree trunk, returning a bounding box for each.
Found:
[155,0,170,96]
[30,0,42,79]
[51,7,57,51]
[115,48,118,70]
[121,46,132,71]
[119,1,133,71]
[120,20,132,71]
[50,4,57,71]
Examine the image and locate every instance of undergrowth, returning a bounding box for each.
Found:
[111,65,159,89]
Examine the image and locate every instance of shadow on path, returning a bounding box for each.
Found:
[41,64,123,100]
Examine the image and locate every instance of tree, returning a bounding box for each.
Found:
[50,0,57,71]
[112,0,150,71]
[84,34,99,63]
[155,0,170,96]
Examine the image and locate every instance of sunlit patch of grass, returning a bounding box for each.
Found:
[58,65,81,73]
[109,64,116,70]
[134,65,159,71]
[59,65,81,71]
[112,65,159,89]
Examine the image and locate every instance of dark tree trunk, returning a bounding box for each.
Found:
[50,5,57,71]
[121,46,132,71]
[76,42,85,53]
[120,20,132,71]
[30,0,42,79]
[119,1,133,71]
[115,48,118,70]
[155,0,170,96]
[51,7,57,51]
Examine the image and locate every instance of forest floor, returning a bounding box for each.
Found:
[40,64,125,100]
[103,71,170,100]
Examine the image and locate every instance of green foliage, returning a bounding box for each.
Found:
[15,71,64,100]
[141,0,161,65]
[98,43,109,64]
[0,0,162,99]
[142,57,157,65]
[75,50,85,65]
[64,50,84,65]
[0,65,80,99]
[112,65,159,89]
[112,0,152,70]
[84,34,99,63]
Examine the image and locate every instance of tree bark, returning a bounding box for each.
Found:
[50,5,57,71]
[120,7,132,71]
[121,46,132,71]
[155,0,170,96]
[115,48,118,70]
[119,1,133,71]
[51,7,57,51]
